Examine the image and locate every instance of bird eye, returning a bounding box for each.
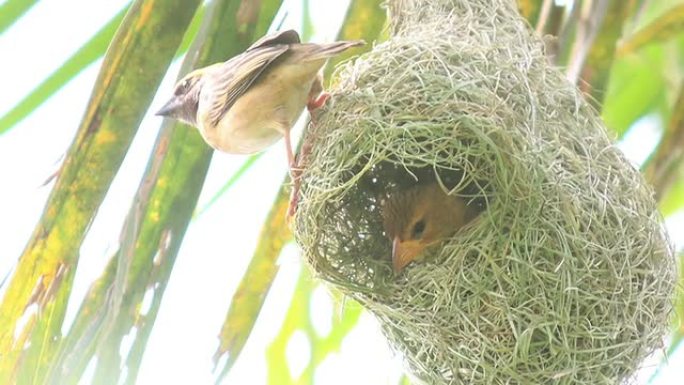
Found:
[174,79,190,95]
[411,219,426,239]
[174,83,184,95]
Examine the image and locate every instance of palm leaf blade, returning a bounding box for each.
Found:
[0,1,200,382]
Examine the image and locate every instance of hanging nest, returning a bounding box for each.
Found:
[293,0,676,384]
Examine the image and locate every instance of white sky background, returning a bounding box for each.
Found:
[0,1,682,385]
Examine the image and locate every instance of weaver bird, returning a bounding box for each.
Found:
[381,183,481,273]
[156,29,364,167]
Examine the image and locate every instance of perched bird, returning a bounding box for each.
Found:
[156,29,364,167]
[381,183,481,273]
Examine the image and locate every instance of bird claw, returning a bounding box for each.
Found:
[287,161,303,217]
[307,92,331,111]
[286,133,315,220]
[287,186,300,219]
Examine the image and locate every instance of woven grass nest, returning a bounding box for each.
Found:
[293,0,676,383]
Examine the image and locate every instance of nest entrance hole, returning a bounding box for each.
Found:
[309,159,490,293]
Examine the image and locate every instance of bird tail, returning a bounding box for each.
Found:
[301,40,365,62]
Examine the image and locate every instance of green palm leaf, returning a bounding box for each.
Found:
[0,1,200,383]
[212,2,387,382]
[48,1,284,384]
[0,0,39,34]
[0,5,129,135]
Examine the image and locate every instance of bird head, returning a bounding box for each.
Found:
[381,183,478,273]
[155,68,205,126]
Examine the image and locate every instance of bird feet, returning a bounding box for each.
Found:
[287,136,314,220]
[307,92,331,111]
[287,171,302,219]
[289,96,325,220]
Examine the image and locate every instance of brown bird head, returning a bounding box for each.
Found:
[381,183,479,273]
[156,67,208,127]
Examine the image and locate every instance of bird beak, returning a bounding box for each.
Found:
[155,96,181,118]
[392,237,423,273]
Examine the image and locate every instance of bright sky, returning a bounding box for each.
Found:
[0,1,682,385]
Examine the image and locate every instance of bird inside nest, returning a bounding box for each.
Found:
[156,29,364,169]
[380,182,483,273]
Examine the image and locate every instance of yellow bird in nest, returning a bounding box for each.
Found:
[381,183,482,273]
[156,29,364,167]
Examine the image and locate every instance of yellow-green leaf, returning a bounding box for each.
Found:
[601,45,666,136]
[0,0,39,34]
[660,179,684,216]
[266,269,363,385]
[77,1,284,384]
[0,4,130,135]
[213,1,387,380]
[516,0,543,26]
[0,1,201,383]
[79,2,286,385]
[644,81,684,199]
[620,4,684,55]
[213,185,292,380]
[580,0,631,110]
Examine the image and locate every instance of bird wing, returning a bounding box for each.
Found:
[206,44,290,127]
[247,29,300,51]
